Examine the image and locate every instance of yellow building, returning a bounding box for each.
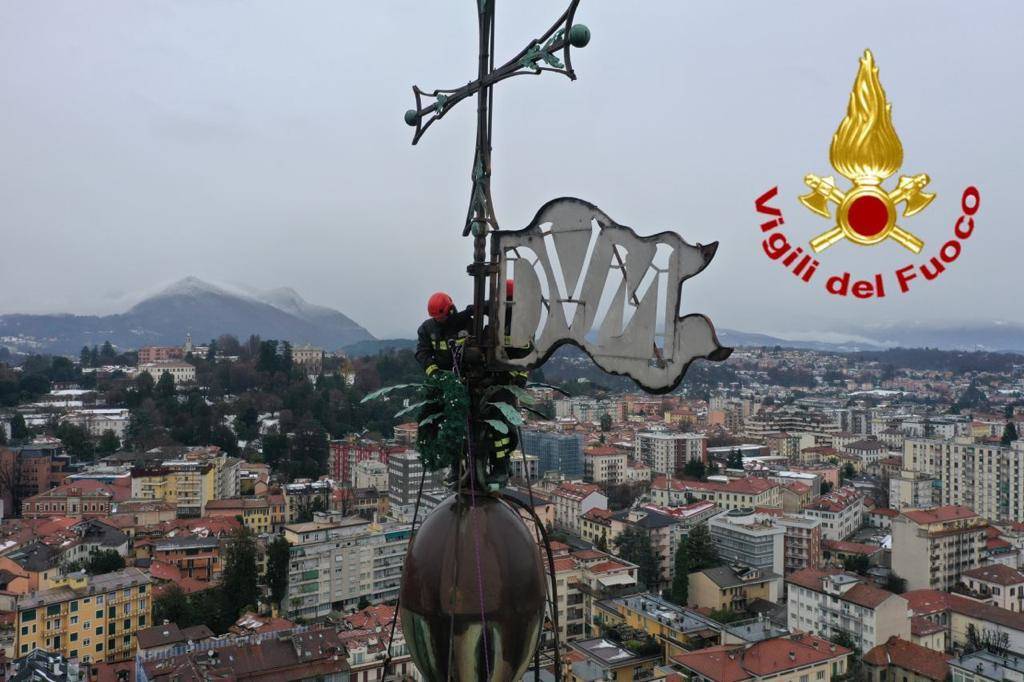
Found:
[130,462,216,518]
[595,594,723,659]
[205,497,272,534]
[14,568,152,664]
[688,565,780,612]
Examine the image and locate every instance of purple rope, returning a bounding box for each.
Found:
[453,345,492,678]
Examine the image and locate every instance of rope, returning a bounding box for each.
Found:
[378,447,428,680]
[453,342,492,679]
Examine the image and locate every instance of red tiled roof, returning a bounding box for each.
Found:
[803,487,862,513]
[584,446,621,457]
[961,564,1024,586]
[902,505,979,525]
[863,636,951,681]
[588,560,631,574]
[675,634,851,682]
[911,616,944,637]
[843,583,897,609]
[903,590,951,616]
[869,507,899,517]
[786,567,842,592]
[822,539,883,555]
[672,646,749,682]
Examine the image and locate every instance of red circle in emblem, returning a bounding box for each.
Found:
[847,195,890,237]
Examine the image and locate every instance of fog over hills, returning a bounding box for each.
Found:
[1,277,1023,356]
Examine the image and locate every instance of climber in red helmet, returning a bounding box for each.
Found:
[415,292,474,377]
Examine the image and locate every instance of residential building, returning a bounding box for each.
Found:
[551,482,606,534]
[387,450,446,521]
[756,510,823,575]
[801,487,864,541]
[862,636,952,682]
[892,506,987,591]
[650,475,782,511]
[151,536,222,581]
[709,509,786,577]
[510,452,540,481]
[521,430,584,478]
[282,514,411,619]
[9,649,82,681]
[137,361,195,385]
[21,484,114,519]
[635,432,705,475]
[949,648,1024,682]
[583,446,627,485]
[565,638,661,682]
[137,347,184,364]
[130,461,217,518]
[609,507,682,589]
[204,497,272,534]
[688,564,780,612]
[786,568,911,654]
[352,459,388,490]
[291,343,324,374]
[594,593,726,659]
[889,470,939,511]
[14,568,151,663]
[940,438,1024,523]
[671,633,850,682]
[959,564,1024,612]
[60,408,131,439]
[547,547,637,645]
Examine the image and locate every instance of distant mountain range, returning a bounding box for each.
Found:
[0,277,374,355]
[2,277,1023,357]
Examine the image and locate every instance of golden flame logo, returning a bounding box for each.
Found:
[830,50,902,183]
[800,49,934,253]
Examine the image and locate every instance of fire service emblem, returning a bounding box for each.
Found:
[755,49,980,299]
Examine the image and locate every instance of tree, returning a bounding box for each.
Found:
[842,554,870,575]
[80,346,92,368]
[265,536,291,608]
[841,463,856,481]
[682,459,706,481]
[884,573,906,594]
[96,430,120,455]
[153,584,193,627]
[727,448,743,470]
[156,371,176,400]
[84,549,126,575]
[614,527,660,589]
[671,541,690,606]
[56,422,94,460]
[830,629,858,654]
[99,341,117,363]
[10,414,28,441]
[684,524,719,572]
[596,529,608,552]
[820,481,833,495]
[222,527,259,621]
[1002,422,1018,446]
[600,413,612,431]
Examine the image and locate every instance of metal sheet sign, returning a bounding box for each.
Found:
[494,197,731,393]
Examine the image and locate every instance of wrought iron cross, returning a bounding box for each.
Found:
[404,0,591,345]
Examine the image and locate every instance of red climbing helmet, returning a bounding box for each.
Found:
[427,292,454,320]
[506,278,514,299]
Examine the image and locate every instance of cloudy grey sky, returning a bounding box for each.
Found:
[0,1,1019,339]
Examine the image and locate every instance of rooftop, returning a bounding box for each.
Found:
[863,636,951,681]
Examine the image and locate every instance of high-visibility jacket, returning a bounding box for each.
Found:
[415,306,474,376]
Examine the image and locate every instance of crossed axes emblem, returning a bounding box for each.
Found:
[800,172,934,253]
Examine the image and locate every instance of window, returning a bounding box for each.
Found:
[21,609,36,623]
[817,672,825,680]
[70,632,78,642]
[96,626,103,635]
[46,604,60,617]
[70,616,78,625]
[96,595,103,604]
[97,642,103,652]
[70,601,78,613]
[123,604,131,615]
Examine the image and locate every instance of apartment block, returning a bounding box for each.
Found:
[709,509,786,577]
[282,514,410,619]
[940,438,1024,523]
[14,568,151,664]
[801,487,864,541]
[892,506,987,591]
[786,568,910,654]
[583,446,627,485]
[635,432,706,475]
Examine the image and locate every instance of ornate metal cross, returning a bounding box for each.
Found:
[404,0,591,346]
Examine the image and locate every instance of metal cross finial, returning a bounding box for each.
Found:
[404,0,590,345]
[404,0,590,236]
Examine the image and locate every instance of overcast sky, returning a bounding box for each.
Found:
[0,1,1019,339]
